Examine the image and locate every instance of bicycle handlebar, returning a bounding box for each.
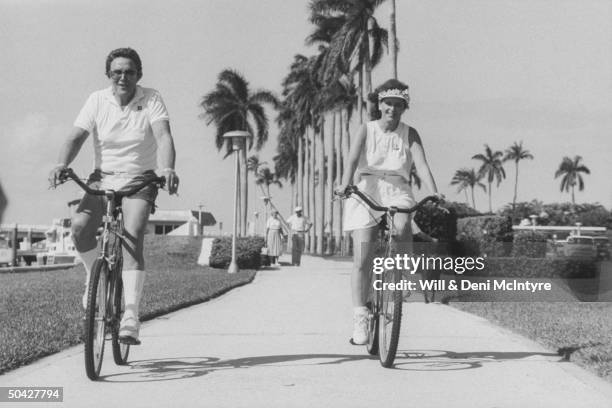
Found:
[58,168,166,198]
[336,185,444,214]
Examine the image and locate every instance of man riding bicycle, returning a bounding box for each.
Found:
[48,47,179,345]
[335,79,442,345]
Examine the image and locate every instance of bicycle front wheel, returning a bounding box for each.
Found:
[377,266,403,367]
[84,259,109,380]
[111,272,130,365]
[365,276,379,355]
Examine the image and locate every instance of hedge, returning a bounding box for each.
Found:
[209,236,265,270]
[456,215,513,257]
[511,230,548,258]
[413,200,479,243]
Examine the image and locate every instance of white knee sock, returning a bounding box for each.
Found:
[78,248,99,309]
[77,248,99,287]
[122,269,146,322]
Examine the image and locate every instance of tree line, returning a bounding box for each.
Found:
[199,0,593,254]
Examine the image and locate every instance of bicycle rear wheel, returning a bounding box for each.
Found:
[377,258,403,367]
[84,259,109,380]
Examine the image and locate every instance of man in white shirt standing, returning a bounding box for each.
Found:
[49,47,179,345]
[286,206,312,266]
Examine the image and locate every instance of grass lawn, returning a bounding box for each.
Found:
[452,302,612,382]
[0,236,255,374]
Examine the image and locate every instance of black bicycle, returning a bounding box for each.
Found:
[56,168,165,380]
[337,185,443,367]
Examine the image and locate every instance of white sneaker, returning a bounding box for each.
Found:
[119,315,141,345]
[352,309,369,345]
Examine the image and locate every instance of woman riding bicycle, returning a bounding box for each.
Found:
[48,47,179,345]
[335,79,441,345]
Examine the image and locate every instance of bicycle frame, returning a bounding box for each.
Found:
[54,168,165,379]
[337,185,444,367]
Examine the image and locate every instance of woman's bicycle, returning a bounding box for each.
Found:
[56,168,165,380]
[336,185,443,368]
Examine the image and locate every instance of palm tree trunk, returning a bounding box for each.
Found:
[488,181,492,213]
[571,185,575,204]
[316,117,325,255]
[365,19,374,120]
[325,112,335,255]
[342,108,351,255]
[342,108,350,158]
[290,182,295,214]
[513,162,519,212]
[389,0,398,79]
[297,135,304,208]
[357,70,364,124]
[239,148,248,236]
[304,129,311,251]
[309,127,316,253]
[471,187,476,210]
[334,110,343,254]
[464,190,469,206]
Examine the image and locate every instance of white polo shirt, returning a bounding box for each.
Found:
[74,86,169,174]
[287,214,310,232]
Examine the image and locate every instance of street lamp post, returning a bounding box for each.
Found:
[223,130,250,274]
[197,203,204,236]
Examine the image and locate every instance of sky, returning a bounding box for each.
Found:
[0,0,611,229]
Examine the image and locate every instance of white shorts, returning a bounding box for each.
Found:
[343,175,416,231]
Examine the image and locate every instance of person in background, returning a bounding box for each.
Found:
[265,211,284,266]
[286,206,312,266]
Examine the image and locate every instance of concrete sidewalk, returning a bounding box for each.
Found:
[2,256,612,408]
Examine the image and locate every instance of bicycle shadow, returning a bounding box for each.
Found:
[99,353,373,383]
[392,349,561,371]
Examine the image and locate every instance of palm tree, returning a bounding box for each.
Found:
[450,168,486,210]
[200,69,279,236]
[472,145,506,213]
[554,156,590,204]
[389,0,398,79]
[504,141,534,212]
[310,0,388,123]
[281,54,323,252]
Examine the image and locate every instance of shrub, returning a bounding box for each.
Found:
[414,202,459,242]
[511,231,548,258]
[456,215,513,256]
[209,236,265,270]
[499,201,612,228]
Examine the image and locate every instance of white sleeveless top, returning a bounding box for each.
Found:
[355,120,413,181]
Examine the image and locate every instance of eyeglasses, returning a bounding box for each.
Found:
[109,69,138,79]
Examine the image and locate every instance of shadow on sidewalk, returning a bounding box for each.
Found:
[393,349,561,371]
[99,353,373,383]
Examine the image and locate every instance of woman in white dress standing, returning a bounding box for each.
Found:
[265,211,284,266]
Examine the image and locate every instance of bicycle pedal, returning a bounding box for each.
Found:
[119,335,141,346]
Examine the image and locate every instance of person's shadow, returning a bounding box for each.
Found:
[393,349,561,371]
